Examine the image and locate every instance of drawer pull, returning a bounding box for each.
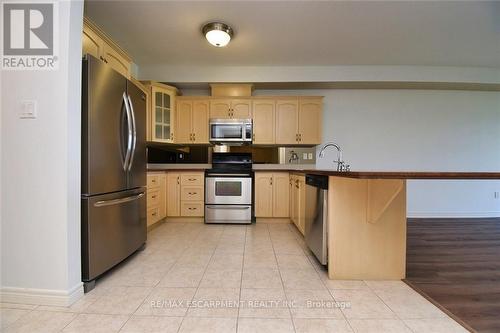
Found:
[152,212,157,216]
[188,192,197,195]
[188,178,196,181]
[188,207,197,210]
[151,195,156,199]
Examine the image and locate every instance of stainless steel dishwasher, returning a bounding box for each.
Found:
[305,174,328,265]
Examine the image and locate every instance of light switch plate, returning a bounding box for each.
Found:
[303,153,308,160]
[20,100,37,119]
[308,153,313,159]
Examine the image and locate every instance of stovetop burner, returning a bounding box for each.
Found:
[207,152,253,175]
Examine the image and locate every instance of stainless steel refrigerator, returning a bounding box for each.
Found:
[81,55,146,292]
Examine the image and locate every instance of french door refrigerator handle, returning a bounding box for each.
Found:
[94,192,145,207]
[122,92,133,171]
[127,94,137,171]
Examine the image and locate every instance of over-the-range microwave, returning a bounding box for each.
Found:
[209,118,252,144]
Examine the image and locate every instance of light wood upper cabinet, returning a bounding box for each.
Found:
[101,44,130,78]
[272,173,290,217]
[252,100,275,144]
[176,100,192,144]
[176,98,209,144]
[210,99,232,119]
[232,99,252,118]
[192,101,210,143]
[255,173,273,217]
[82,18,131,78]
[275,99,299,144]
[82,26,103,59]
[274,97,323,145]
[142,82,178,143]
[210,99,251,119]
[166,173,181,217]
[255,172,290,218]
[298,98,323,144]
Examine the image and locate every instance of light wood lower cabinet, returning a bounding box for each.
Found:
[166,171,204,217]
[166,173,181,216]
[147,172,166,226]
[255,172,290,218]
[290,173,306,234]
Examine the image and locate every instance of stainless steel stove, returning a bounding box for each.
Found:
[205,153,253,224]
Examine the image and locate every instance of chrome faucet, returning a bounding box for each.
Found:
[288,151,299,164]
[318,142,350,171]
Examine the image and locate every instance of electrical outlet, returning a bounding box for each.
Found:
[303,153,308,160]
[20,100,37,119]
[495,191,499,199]
[308,153,313,160]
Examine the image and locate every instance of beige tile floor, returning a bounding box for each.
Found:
[1,222,468,333]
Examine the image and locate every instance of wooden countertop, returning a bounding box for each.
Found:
[147,164,499,179]
[301,170,500,179]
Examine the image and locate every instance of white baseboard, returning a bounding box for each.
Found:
[0,282,83,307]
[407,211,500,218]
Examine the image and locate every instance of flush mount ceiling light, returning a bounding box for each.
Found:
[202,22,233,47]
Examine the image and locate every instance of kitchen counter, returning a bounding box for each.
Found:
[147,163,212,171]
[301,170,500,179]
[148,163,500,179]
[252,164,315,171]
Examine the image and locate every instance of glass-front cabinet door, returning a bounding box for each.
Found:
[151,86,176,142]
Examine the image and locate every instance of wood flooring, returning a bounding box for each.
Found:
[405,218,500,333]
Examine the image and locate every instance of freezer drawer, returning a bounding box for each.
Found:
[205,205,252,224]
[82,187,146,281]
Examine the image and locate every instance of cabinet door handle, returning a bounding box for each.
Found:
[151,195,156,199]
[252,133,255,141]
[177,176,180,184]
[152,212,157,216]
[270,177,273,186]
[299,133,302,142]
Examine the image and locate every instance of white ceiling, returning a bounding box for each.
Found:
[84,1,500,68]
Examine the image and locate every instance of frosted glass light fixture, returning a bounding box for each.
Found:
[202,22,233,47]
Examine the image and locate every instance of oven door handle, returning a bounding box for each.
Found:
[206,206,250,210]
[206,173,252,177]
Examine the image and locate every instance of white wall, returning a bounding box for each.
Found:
[139,65,500,85]
[0,0,84,305]
[253,89,500,217]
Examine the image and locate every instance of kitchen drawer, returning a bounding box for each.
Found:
[147,189,160,208]
[147,207,160,224]
[181,186,204,201]
[147,174,161,188]
[180,173,204,186]
[181,201,204,217]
